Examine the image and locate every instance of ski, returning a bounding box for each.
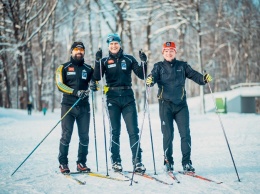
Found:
[167,171,180,183]
[63,173,86,185]
[178,171,223,184]
[70,171,129,182]
[126,171,173,185]
[113,171,138,183]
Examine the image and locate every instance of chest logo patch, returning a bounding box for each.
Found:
[108,59,114,64]
[121,60,126,70]
[67,72,76,75]
[68,67,74,71]
[82,70,87,79]
[108,64,116,68]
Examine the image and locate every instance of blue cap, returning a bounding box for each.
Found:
[106,33,121,45]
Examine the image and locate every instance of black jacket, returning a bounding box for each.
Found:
[56,57,93,106]
[150,58,205,105]
[93,49,147,96]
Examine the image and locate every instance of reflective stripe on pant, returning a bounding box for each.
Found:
[159,100,191,165]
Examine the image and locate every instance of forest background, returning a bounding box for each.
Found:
[0,0,259,113]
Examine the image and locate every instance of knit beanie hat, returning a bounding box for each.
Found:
[162,42,176,53]
[106,33,121,45]
[71,42,85,52]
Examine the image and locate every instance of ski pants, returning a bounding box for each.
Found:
[106,95,142,165]
[159,100,191,165]
[58,104,90,165]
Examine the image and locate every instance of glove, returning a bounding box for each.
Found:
[96,49,102,61]
[204,73,212,83]
[146,76,154,87]
[76,90,90,99]
[90,80,100,91]
[139,50,147,62]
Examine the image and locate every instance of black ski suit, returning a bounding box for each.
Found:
[149,58,206,166]
[56,57,94,165]
[93,48,147,164]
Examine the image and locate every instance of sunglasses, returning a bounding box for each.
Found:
[73,47,84,52]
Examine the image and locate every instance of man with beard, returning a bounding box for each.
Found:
[55,42,94,174]
[90,33,147,173]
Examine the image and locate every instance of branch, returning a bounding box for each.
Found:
[94,0,115,33]
[149,20,187,40]
[19,0,58,47]
[26,2,47,24]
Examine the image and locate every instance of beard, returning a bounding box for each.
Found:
[73,53,84,61]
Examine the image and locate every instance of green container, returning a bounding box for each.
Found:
[215,98,227,113]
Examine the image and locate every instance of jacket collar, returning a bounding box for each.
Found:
[163,58,176,66]
[70,56,84,66]
[109,48,123,59]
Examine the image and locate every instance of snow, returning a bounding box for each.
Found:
[1,93,260,194]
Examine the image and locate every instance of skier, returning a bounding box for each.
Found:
[90,33,147,173]
[42,101,48,116]
[146,41,212,172]
[27,101,32,115]
[55,42,94,174]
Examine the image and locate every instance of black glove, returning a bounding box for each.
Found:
[146,76,154,87]
[204,73,212,83]
[90,80,100,91]
[96,49,102,61]
[75,90,90,99]
[139,50,147,62]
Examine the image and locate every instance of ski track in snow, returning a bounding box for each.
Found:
[0,97,260,194]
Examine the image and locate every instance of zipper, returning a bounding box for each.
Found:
[181,87,184,100]
[117,58,123,86]
[76,65,80,91]
[157,86,164,99]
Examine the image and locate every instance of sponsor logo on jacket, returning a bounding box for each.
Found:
[121,60,126,70]
[82,70,87,79]
[67,67,76,75]
[108,64,116,68]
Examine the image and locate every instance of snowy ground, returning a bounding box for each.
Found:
[0,95,260,194]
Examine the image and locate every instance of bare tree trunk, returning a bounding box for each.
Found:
[179,24,187,60]
[11,0,28,109]
[51,3,57,112]
[72,1,78,41]
[0,6,12,108]
[195,0,205,114]
[114,3,125,42]
[37,0,48,111]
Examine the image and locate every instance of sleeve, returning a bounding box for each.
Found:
[150,62,161,84]
[88,66,94,82]
[132,56,147,80]
[185,63,205,85]
[55,65,75,95]
[92,58,105,81]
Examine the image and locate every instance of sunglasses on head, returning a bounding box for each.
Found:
[73,47,84,52]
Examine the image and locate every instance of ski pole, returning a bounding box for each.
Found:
[99,52,109,176]
[11,98,81,176]
[145,86,157,174]
[130,53,153,185]
[130,94,148,186]
[205,70,241,182]
[91,91,98,172]
[141,57,157,175]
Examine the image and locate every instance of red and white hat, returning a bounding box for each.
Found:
[162,42,177,53]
